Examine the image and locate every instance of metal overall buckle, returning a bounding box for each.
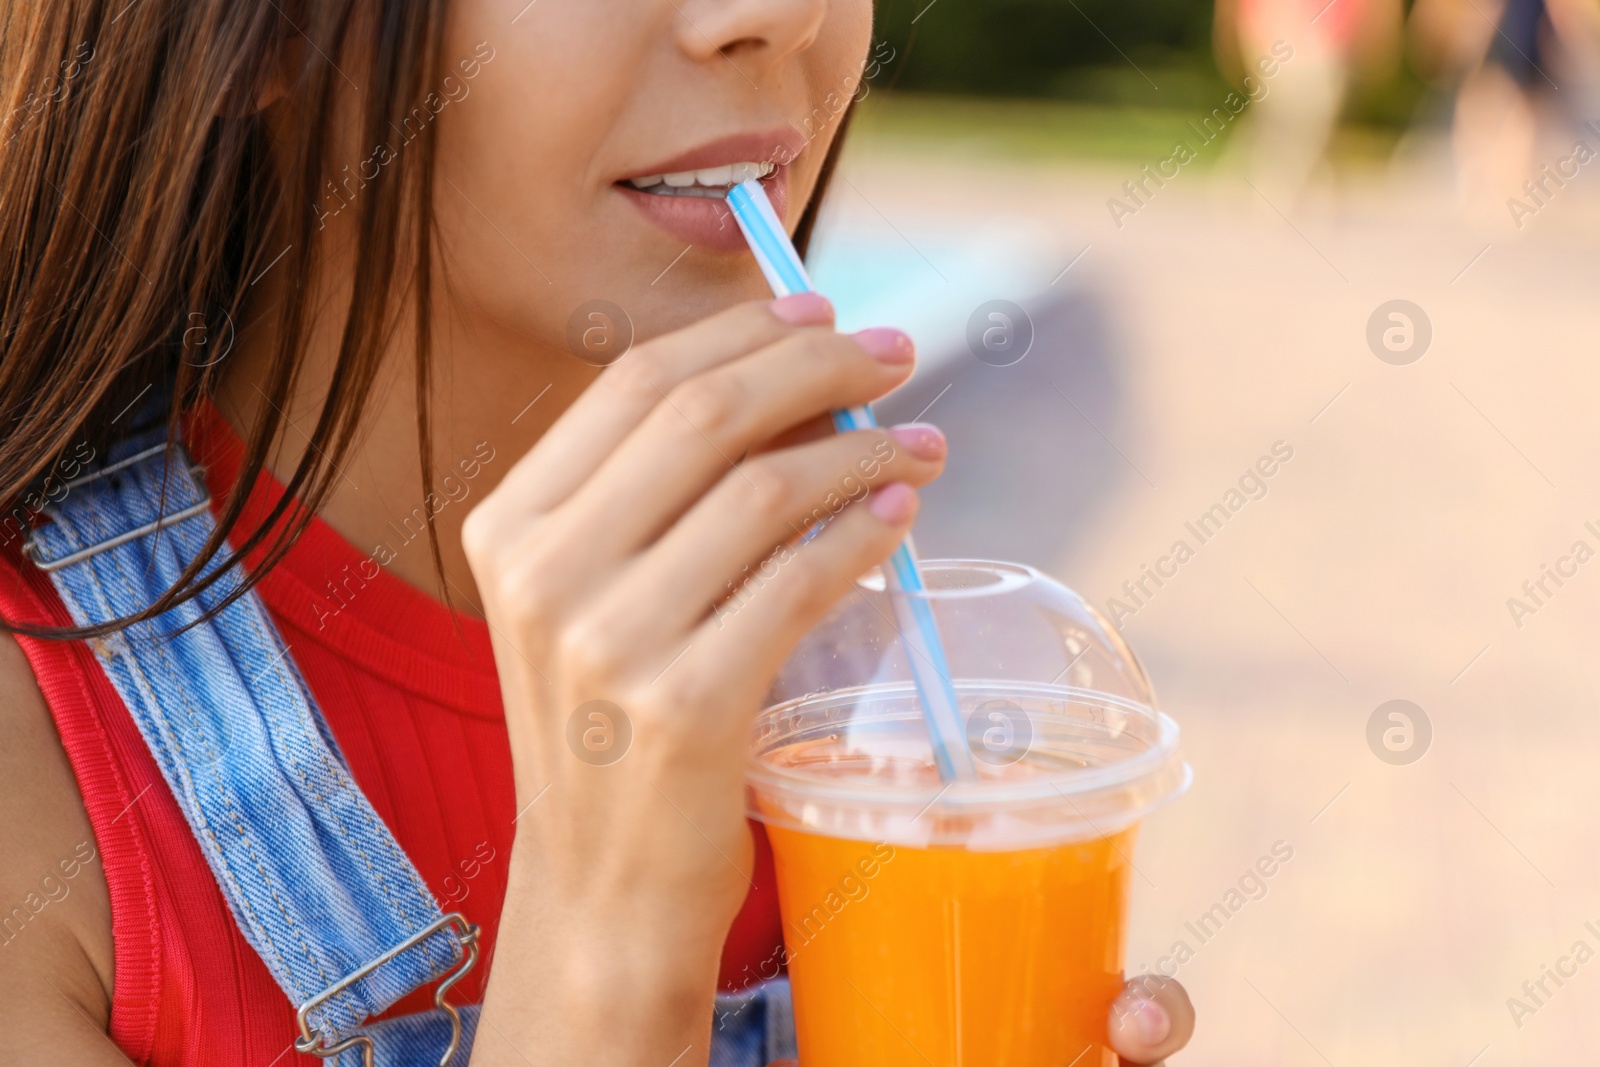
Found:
[20,443,213,572]
[294,913,482,1067]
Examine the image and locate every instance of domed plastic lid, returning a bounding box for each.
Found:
[747,560,1189,849]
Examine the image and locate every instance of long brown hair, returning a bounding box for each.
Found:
[0,1,853,638]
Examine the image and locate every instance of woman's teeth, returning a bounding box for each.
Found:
[626,161,776,198]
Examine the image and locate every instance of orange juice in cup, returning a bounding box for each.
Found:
[748,563,1188,1067]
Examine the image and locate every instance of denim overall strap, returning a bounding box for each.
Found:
[25,430,478,1067]
[26,423,797,1067]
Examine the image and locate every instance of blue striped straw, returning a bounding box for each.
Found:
[726,179,976,783]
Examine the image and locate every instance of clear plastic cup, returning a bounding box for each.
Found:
[746,560,1189,1067]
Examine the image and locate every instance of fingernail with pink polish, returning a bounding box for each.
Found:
[770,292,834,325]
[889,423,945,461]
[869,483,918,524]
[853,327,915,364]
[1128,998,1170,1046]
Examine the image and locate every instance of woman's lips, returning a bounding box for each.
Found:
[617,167,789,253]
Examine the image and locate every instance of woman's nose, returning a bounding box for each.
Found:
[671,0,827,72]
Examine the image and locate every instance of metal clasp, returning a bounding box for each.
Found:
[21,444,213,573]
[294,913,481,1067]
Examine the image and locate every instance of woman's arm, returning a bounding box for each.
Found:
[0,632,120,1063]
[463,293,940,1065]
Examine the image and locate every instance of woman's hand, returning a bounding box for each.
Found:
[765,974,1195,1067]
[464,294,942,1067]
[1109,975,1195,1064]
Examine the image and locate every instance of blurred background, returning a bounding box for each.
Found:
[810,0,1600,1062]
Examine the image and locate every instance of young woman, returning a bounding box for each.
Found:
[0,1,1195,1064]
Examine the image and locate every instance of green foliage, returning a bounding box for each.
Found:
[871,0,1427,129]
[874,0,1220,102]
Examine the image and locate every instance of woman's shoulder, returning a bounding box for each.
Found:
[0,622,115,1047]
[0,540,118,1002]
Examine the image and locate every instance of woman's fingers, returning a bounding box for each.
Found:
[682,481,922,711]
[543,326,916,567]
[751,410,836,455]
[493,293,835,515]
[598,424,944,640]
[1108,975,1195,1065]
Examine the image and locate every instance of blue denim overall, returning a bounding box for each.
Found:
[24,425,794,1067]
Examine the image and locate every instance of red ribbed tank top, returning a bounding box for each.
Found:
[0,400,782,1065]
